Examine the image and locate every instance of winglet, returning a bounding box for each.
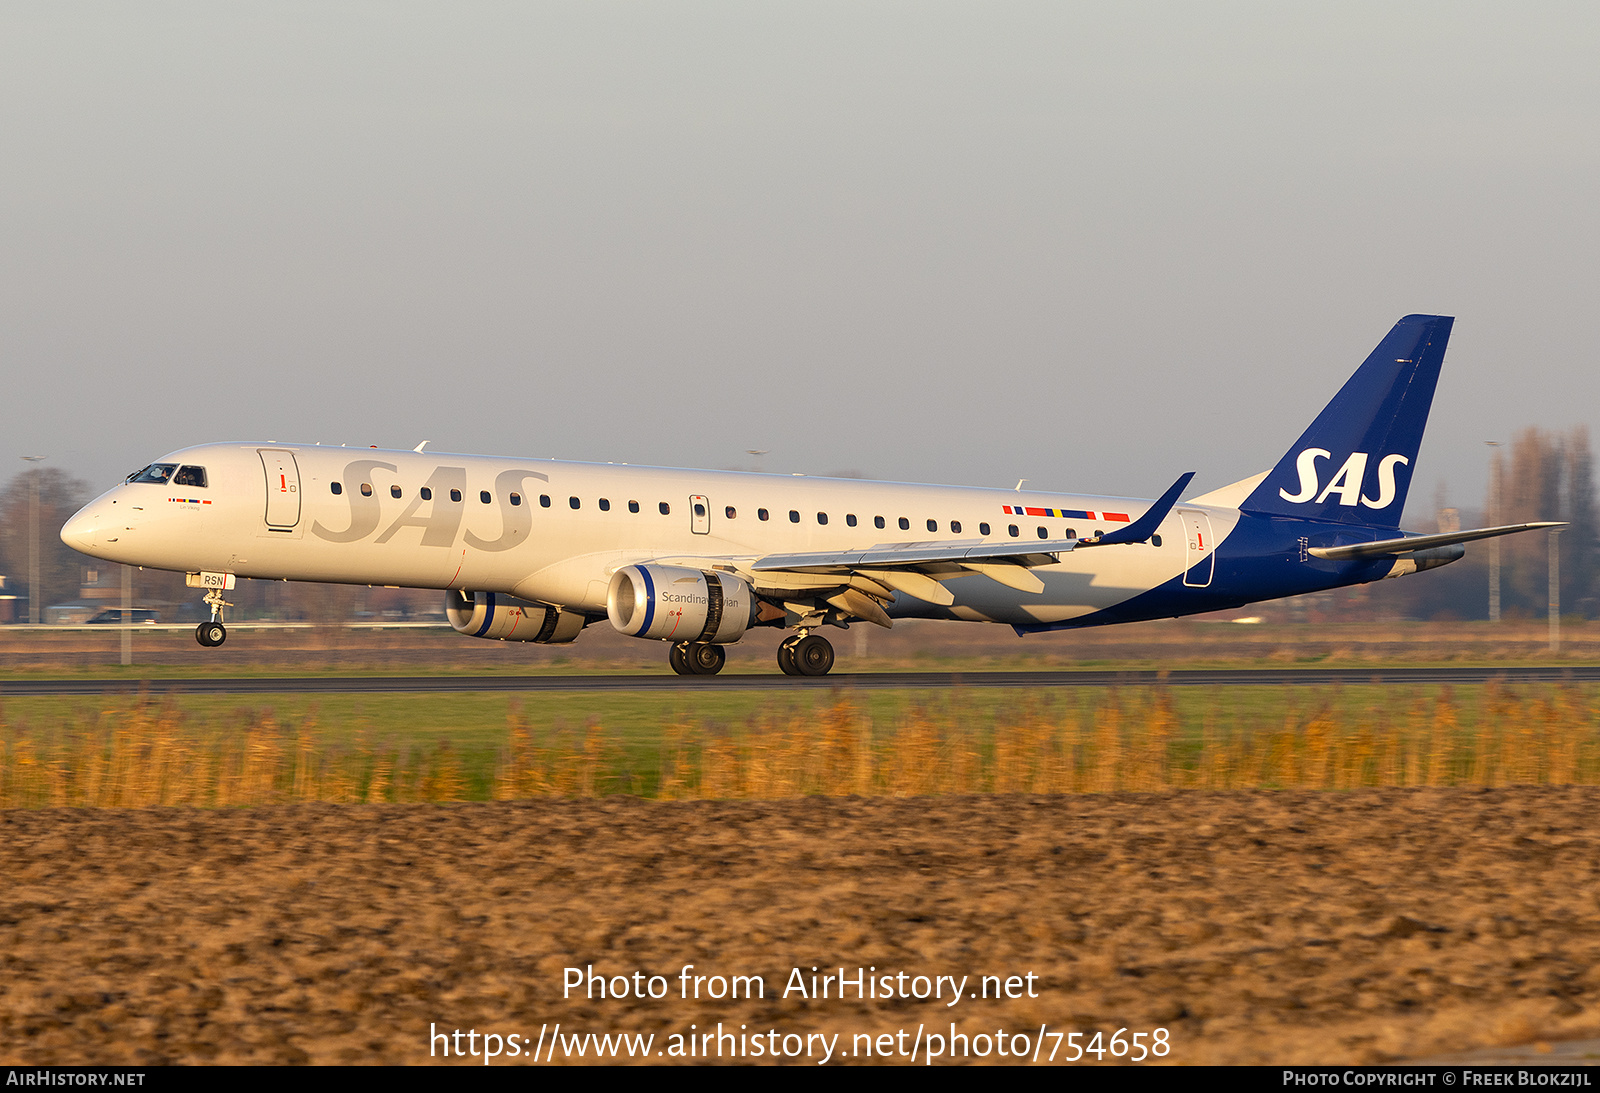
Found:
[1085,472,1195,546]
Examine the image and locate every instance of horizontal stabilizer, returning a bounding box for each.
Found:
[1308,521,1566,561]
[1082,472,1195,546]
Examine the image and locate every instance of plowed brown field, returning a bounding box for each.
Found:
[4,788,1599,1065]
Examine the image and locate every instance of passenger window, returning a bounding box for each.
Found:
[1008,524,1019,537]
[979,522,990,535]
[331,482,343,495]
[898,517,910,531]
[927,519,937,532]
[693,502,706,517]
[361,483,373,497]
[874,516,885,529]
[846,514,857,527]
[600,498,611,511]
[450,489,462,502]
[628,500,640,513]
[817,512,828,525]
[1094,528,1103,538]
[174,466,208,488]
[480,491,492,504]
[951,520,962,534]
[1037,526,1048,539]
[510,493,522,507]
[1151,534,1162,547]
[758,508,770,521]
[1065,527,1076,539]
[725,506,737,519]
[539,494,551,508]
[789,510,800,523]
[659,502,670,515]
[391,485,402,498]
[570,496,580,509]
[421,487,433,501]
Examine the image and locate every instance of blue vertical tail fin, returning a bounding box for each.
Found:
[1240,314,1454,528]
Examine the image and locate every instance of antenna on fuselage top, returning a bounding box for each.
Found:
[414,440,430,452]
[1014,479,1027,491]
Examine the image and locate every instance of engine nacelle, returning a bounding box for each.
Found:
[607,565,754,644]
[445,590,586,643]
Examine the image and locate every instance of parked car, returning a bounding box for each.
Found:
[86,609,160,625]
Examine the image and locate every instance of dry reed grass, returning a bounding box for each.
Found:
[4,684,1600,807]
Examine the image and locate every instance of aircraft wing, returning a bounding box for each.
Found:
[751,539,1079,573]
[735,472,1199,618]
[749,470,1195,573]
[644,473,1199,627]
[1308,521,1566,560]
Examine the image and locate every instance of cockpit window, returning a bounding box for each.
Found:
[174,466,208,488]
[129,464,178,485]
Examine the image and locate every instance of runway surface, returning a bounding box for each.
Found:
[5,664,1600,695]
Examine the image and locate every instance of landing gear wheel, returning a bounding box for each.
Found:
[669,642,693,676]
[686,643,726,675]
[792,634,834,676]
[777,636,802,676]
[196,621,227,647]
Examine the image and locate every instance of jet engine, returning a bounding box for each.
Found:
[445,590,586,643]
[607,565,754,644]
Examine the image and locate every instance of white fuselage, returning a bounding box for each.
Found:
[62,442,1236,628]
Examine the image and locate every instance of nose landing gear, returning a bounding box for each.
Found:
[195,588,232,647]
[777,632,834,676]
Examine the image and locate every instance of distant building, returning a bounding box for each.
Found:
[80,566,122,603]
[0,575,17,624]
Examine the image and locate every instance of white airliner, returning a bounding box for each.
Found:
[61,316,1560,675]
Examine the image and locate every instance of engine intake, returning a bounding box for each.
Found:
[607,565,754,644]
[445,590,585,643]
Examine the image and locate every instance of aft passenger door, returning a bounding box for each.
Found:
[259,449,302,530]
[1180,509,1214,587]
[690,495,710,535]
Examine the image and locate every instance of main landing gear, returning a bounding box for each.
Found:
[663,633,837,677]
[669,641,726,676]
[777,632,834,676]
[195,588,231,647]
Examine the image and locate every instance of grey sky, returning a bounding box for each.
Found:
[4,3,1597,523]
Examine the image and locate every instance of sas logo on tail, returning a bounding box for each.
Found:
[1279,450,1408,509]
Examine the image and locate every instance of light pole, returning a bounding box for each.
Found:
[21,456,45,625]
[1550,528,1563,655]
[121,564,133,666]
[1486,441,1501,623]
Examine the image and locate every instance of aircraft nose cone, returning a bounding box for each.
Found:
[60,507,100,553]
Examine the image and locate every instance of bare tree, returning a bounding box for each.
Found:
[0,468,90,616]
[1493,427,1597,618]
